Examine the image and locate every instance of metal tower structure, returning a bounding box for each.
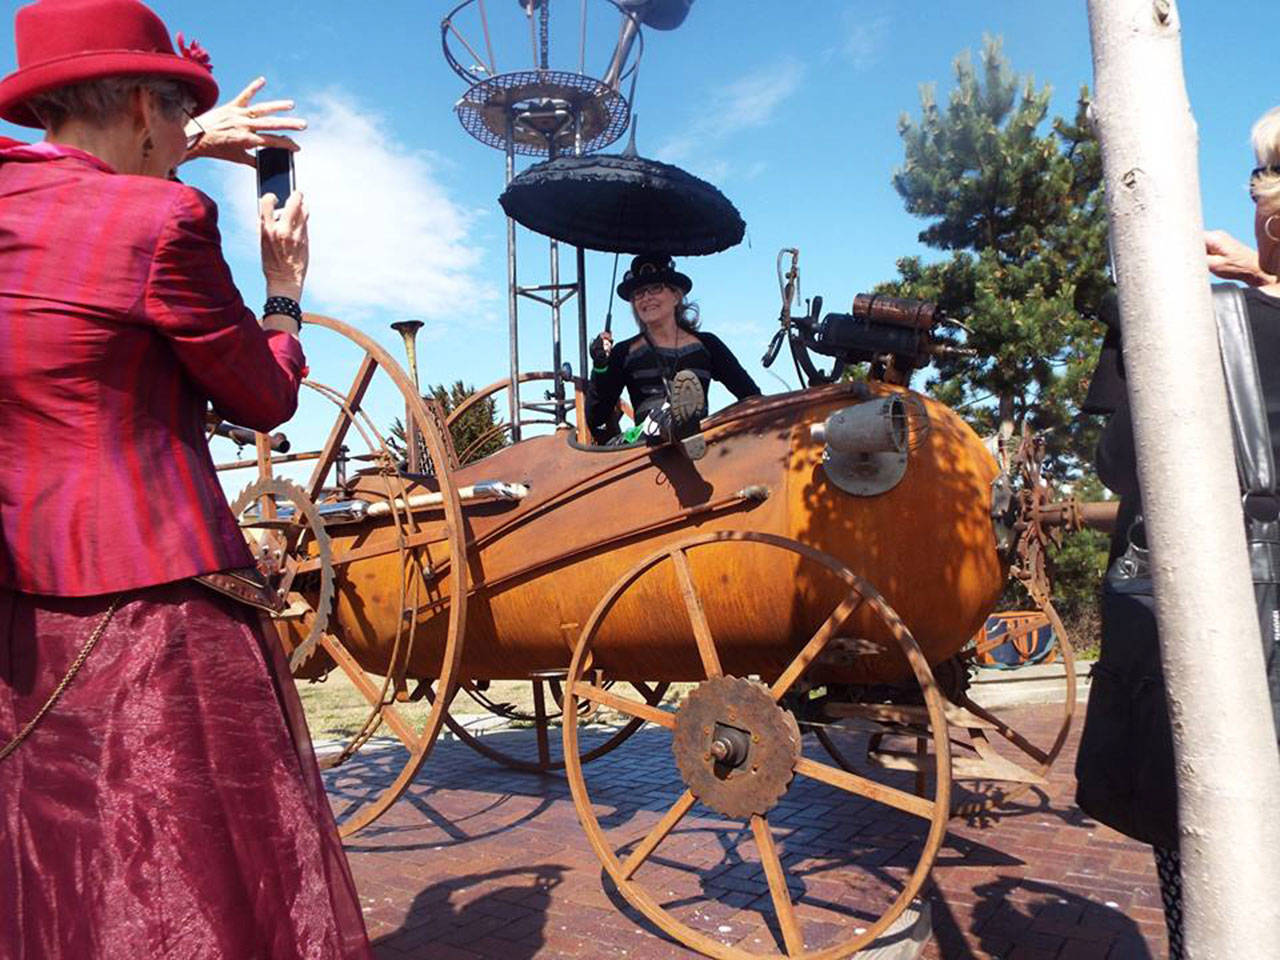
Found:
[441,0,645,440]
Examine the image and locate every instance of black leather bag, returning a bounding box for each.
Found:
[1076,536,1179,847]
[1075,285,1280,845]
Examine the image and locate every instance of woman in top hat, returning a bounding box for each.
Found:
[0,1,369,957]
[586,254,761,456]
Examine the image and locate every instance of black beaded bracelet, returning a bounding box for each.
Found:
[263,296,302,330]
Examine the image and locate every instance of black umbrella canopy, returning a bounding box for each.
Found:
[498,153,745,256]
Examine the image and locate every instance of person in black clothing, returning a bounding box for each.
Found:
[1075,105,1280,960]
[586,254,760,456]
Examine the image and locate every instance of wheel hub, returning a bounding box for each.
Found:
[671,676,801,819]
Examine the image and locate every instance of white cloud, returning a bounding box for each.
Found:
[843,14,890,68]
[216,90,494,326]
[656,59,804,173]
[819,11,890,70]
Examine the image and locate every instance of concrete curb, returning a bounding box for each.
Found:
[968,658,1094,710]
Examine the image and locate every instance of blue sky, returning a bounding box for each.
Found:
[2,1,1274,483]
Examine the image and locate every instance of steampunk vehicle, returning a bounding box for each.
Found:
[210,2,1095,956]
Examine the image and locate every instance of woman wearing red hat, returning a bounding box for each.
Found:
[0,2,370,958]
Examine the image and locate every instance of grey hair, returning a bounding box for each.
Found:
[630,286,702,333]
[24,76,195,131]
[676,298,701,333]
[1250,106,1280,204]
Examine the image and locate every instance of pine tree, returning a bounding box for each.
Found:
[881,36,1114,630]
[390,380,508,468]
[879,36,1111,476]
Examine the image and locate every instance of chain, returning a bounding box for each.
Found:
[0,595,121,763]
[539,0,549,70]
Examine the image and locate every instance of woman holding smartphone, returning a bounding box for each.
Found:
[0,1,370,957]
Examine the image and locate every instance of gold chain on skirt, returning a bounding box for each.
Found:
[0,595,121,763]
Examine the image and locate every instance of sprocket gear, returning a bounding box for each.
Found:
[231,478,335,673]
[671,676,802,819]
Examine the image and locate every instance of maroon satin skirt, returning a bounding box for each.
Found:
[0,581,372,959]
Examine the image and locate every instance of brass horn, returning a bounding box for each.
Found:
[391,320,425,471]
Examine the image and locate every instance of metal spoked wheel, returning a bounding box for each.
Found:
[427,675,673,773]
[813,604,1078,820]
[947,599,1077,817]
[444,370,634,457]
[562,531,950,959]
[444,370,567,461]
[222,313,470,837]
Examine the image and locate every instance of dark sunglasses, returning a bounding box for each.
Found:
[181,107,204,153]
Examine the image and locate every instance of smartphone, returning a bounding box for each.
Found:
[256,147,294,209]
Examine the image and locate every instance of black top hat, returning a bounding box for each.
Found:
[616,254,693,301]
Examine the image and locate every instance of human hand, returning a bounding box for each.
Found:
[1205,229,1274,286]
[590,331,613,365]
[260,190,308,303]
[183,77,306,167]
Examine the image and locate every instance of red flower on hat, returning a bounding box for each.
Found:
[176,33,213,73]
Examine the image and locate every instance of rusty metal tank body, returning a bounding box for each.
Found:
[313,381,1004,685]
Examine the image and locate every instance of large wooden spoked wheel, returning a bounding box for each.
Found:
[562,531,951,960]
[426,676,673,773]
[234,313,470,838]
[814,601,1078,820]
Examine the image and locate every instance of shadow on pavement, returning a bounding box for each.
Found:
[928,873,1154,959]
[374,864,566,960]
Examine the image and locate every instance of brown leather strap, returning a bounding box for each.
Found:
[193,567,285,614]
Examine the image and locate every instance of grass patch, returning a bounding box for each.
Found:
[295,673,694,742]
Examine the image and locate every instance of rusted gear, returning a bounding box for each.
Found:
[231,478,335,673]
[1006,430,1068,608]
[671,676,801,820]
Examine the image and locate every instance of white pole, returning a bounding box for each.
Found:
[1085,1,1280,955]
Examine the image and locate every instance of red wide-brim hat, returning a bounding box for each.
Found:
[0,0,218,128]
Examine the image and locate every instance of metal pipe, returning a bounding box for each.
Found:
[478,0,497,75]
[212,422,289,452]
[601,14,639,90]
[1078,500,1120,534]
[505,112,522,442]
[1087,1,1280,952]
[217,449,320,472]
[309,481,531,524]
[549,237,565,425]
[577,245,589,378]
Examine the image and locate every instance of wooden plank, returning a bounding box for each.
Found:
[752,815,804,956]
[670,548,722,678]
[573,682,676,729]
[770,594,863,700]
[620,790,696,880]
[307,356,377,502]
[794,756,936,821]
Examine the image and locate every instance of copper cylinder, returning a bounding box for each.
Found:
[289,384,1005,686]
[850,293,938,330]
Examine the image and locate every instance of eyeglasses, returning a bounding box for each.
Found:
[632,282,669,300]
[182,107,204,153]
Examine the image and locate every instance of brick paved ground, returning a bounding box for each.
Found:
[333,704,1167,959]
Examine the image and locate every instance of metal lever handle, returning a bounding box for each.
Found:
[762,328,786,367]
[213,421,290,452]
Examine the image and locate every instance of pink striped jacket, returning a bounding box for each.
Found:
[0,141,304,596]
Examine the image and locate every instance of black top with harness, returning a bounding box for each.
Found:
[585,331,761,444]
